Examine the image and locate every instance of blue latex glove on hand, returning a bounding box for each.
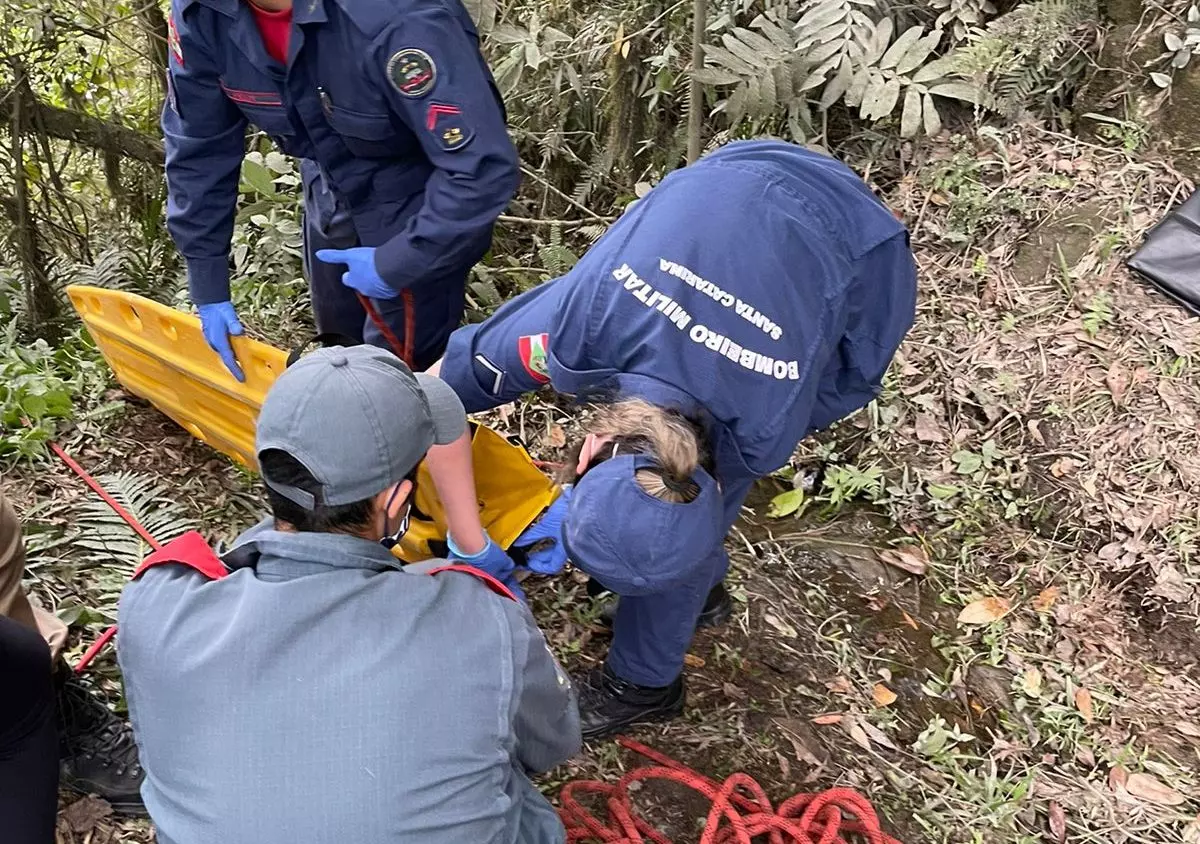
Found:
[197,302,245,382]
[513,486,572,575]
[314,247,396,300]
[446,532,525,601]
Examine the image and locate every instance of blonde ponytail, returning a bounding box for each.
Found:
[587,400,707,503]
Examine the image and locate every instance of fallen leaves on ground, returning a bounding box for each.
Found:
[683,652,705,668]
[60,795,113,834]
[1125,772,1186,806]
[1021,668,1043,697]
[1033,586,1062,612]
[958,597,1011,625]
[845,717,872,751]
[878,544,928,575]
[1048,800,1067,844]
[1075,687,1094,723]
[811,713,844,725]
[873,683,898,707]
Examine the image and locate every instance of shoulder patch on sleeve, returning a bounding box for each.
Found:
[387,48,437,98]
[425,102,474,152]
[517,333,551,384]
[473,353,505,396]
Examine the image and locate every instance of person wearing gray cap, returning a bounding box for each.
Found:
[115,345,582,844]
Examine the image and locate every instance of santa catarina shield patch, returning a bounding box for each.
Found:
[387,48,437,98]
[518,333,550,384]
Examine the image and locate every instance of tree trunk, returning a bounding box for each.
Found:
[686,0,707,164]
[10,72,60,335]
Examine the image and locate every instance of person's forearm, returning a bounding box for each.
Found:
[425,357,442,377]
[423,429,487,555]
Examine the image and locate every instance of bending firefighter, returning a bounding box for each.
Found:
[434,140,918,738]
[163,0,519,377]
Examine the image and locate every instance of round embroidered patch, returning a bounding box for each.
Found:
[387,48,437,98]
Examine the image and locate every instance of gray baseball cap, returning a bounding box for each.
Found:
[256,345,466,509]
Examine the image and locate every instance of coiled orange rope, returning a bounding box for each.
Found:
[559,738,901,844]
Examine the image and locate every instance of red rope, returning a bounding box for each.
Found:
[356,291,414,368]
[560,738,901,844]
[49,443,163,673]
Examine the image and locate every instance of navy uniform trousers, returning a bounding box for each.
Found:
[300,162,468,371]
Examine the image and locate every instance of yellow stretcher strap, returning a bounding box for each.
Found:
[68,285,559,562]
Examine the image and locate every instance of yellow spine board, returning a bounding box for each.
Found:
[69,286,559,563]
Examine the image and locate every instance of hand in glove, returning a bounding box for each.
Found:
[198,301,245,382]
[315,247,396,300]
[513,486,572,575]
[446,531,525,601]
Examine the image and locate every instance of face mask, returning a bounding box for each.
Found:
[379,483,411,550]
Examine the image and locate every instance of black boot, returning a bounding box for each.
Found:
[56,669,146,816]
[596,581,733,630]
[577,663,685,740]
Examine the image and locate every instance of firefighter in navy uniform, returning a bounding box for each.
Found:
[437,140,919,738]
[164,0,519,377]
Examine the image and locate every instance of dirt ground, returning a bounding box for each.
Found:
[9,125,1200,843]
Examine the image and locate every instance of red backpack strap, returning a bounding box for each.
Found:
[427,564,517,601]
[132,531,228,581]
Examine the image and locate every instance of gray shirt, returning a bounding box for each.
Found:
[118,519,580,844]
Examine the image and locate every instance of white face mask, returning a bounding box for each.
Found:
[378,483,411,550]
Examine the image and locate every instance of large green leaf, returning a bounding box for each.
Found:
[879,25,924,71]
[240,158,276,197]
[900,86,922,137]
[928,81,983,103]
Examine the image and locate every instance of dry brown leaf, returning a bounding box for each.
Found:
[1049,457,1077,478]
[873,683,898,707]
[1106,361,1130,406]
[683,653,706,669]
[1176,723,1200,739]
[827,675,854,695]
[1021,668,1043,697]
[811,713,843,725]
[914,413,946,443]
[1109,764,1128,791]
[1027,419,1045,445]
[1033,586,1062,612]
[1125,772,1186,806]
[61,795,113,834]
[845,717,871,751]
[1075,687,1094,723]
[878,545,929,576]
[1048,800,1066,844]
[1183,816,1200,843]
[900,609,920,630]
[958,597,1012,625]
[547,424,567,448]
[859,720,899,750]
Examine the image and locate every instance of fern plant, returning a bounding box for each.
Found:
[952,0,1097,116]
[71,472,197,571]
[537,224,579,276]
[693,4,984,141]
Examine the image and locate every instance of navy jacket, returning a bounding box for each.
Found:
[118,520,579,844]
[164,0,520,304]
[438,141,917,481]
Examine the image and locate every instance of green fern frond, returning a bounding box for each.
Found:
[72,472,197,572]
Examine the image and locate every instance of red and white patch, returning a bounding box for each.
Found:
[167,15,184,66]
[517,333,550,384]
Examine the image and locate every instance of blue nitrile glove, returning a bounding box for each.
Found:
[197,302,245,382]
[446,532,525,601]
[513,486,572,575]
[314,247,396,300]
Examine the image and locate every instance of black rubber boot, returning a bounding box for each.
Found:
[56,669,146,816]
[596,581,734,630]
[577,663,685,740]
